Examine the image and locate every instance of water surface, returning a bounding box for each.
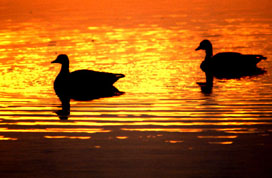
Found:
[0,0,272,177]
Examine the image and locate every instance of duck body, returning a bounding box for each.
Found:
[69,70,124,87]
[196,40,266,78]
[52,54,124,101]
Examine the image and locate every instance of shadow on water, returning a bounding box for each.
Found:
[195,39,267,94]
[51,54,125,120]
[197,68,266,95]
[55,86,124,120]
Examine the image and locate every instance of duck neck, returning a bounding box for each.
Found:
[205,47,213,61]
[59,63,70,76]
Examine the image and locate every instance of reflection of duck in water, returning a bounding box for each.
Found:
[51,54,125,120]
[54,86,123,120]
[196,39,266,93]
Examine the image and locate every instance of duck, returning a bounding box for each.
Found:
[51,54,125,101]
[195,39,266,78]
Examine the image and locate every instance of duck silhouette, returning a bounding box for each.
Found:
[196,39,266,79]
[195,39,266,94]
[51,54,125,119]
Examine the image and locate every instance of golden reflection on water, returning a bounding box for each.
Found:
[0,0,271,145]
[116,136,128,140]
[44,136,91,139]
[0,121,270,127]
[122,128,204,133]
[0,23,196,97]
[0,135,17,141]
[0,127,110,134]
[198,136,237,139]
[165,140,184,144]
[208,141,233,145]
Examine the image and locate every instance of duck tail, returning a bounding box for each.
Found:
[115,74,125,78]
[256,55,267,60]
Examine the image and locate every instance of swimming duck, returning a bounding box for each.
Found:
[195,39,266,78]
[51,54,125,100]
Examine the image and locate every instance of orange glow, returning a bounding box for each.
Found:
[44,136,91,139]
[0,127,110,134]
[0,121,269,127]
[165,140,184,144]
[208,141,233,145]
[0,0,271,152]
[122,128,203,133]
[116,136,128,139]
[198,136,237,139]
[0,135,18,141]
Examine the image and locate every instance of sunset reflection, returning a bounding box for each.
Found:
[116,136,128,140]
[0,121,270,127]
[0,127,110,134]
[0,135,17,141]
[0,0,272,177]
[208,141,233,145]
[165,140,184,144]
[197,136,237,139]
[122,128,204,133]
[44,136,91,139]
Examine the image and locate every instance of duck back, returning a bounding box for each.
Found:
[213,52,266,68]
[70,70,124,86]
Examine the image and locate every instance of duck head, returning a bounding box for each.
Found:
[196,40,213,59]
[51,54,69,65]
[195,40,212,51]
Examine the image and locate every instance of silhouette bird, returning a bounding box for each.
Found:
[51,54,125,119]
[195,39,266,94]
[52,54,124,99]
[195,39,266,79]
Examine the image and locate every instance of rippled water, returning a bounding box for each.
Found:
[0,0,272,177]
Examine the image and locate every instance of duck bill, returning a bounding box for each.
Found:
[51,59,58,63]
[195,46,201,51]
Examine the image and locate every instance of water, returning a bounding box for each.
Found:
[0,0,272,177]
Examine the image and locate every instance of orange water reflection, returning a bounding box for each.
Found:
[0,121,270,127]
[165,140,184,144]
[122,128,204,133]
[0,0,271,145]
[116,136,128,140]
[208,141,233,145]
[197,136,237,139]
[0,127,110,134]
[0,135,17,141]
[44,136,91,139]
